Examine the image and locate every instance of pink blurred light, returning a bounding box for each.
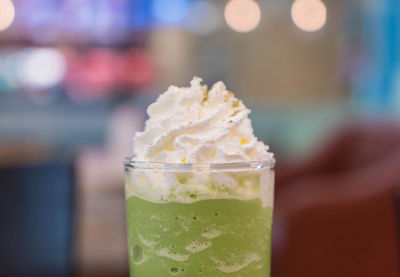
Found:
[64,48,154,103]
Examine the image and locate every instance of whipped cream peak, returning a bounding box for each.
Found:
[133,77,274,164]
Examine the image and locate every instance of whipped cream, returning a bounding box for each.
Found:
[127,77,274,205]
[133,77,274,164]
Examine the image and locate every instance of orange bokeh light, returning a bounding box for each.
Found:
[224,0,261,33]
[291,0,327,32]
[0,0,15,32]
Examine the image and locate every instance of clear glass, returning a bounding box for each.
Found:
[124,157,274,277]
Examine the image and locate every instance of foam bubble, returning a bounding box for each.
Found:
[185,240,212,253]
[201,229,221,239]
[156,248,188,262]
[213,253,261,273]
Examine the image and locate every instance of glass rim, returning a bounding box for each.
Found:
[124,156,274,172]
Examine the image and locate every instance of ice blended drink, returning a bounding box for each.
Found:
[125,77,275,276]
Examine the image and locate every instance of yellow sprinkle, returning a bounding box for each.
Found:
[248,148,256,157]
[167,145,175,151]
[232,99,239,108]
[181,157,186,163]
[240,138,249,145]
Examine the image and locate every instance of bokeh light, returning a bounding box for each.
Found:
[0,0,15,32]
[224,0,261,33]
[0,51,26,89]
[184,0,219,36]
[21,48,66,89]
[291,0,327,32]
[152,0,190,25]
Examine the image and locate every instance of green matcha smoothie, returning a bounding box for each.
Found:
[126,196,272,276]
[124,165,274,276]
[125,77,275,276]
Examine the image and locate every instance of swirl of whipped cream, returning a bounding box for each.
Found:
[133,77,274,164]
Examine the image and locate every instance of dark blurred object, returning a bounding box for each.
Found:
[397,188,400,252]
[0,146,75,277]
[274,121,400,277]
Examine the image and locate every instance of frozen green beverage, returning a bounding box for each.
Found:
[125,78,275,276]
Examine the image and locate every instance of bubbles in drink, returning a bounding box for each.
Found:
[185,239,212,253]
[133,245,143,263]
[201,228,221,239]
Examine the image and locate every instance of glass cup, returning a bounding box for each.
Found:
[124,158,274,276]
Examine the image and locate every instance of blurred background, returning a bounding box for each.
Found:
[0,0,399,276]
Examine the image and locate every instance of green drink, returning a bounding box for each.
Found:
[124,161,274,276]
[125,76,275,276]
